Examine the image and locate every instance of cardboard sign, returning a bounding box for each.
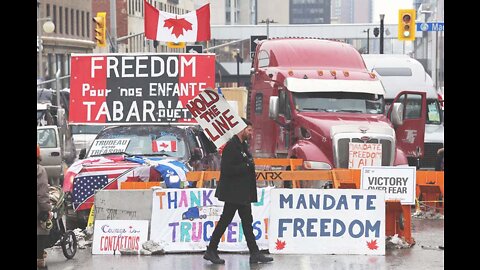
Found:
[92,220,149,254]
[269,189,385,255]
[89,139,131,156]
[185,89,246,148]
[349,142,382,169]
[149,187,272,252]
[360,166,416,205]
[69,53,215,124]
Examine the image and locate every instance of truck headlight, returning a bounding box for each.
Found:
[303,161,332,170]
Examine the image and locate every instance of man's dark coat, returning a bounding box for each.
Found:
[215,135,257,205]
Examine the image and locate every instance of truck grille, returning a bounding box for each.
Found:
[335,137,393,168]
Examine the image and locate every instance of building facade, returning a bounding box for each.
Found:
[37,0,95,88]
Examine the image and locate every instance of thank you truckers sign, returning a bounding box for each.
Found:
[69,53,215,124]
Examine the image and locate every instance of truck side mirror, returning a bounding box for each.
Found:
[390,103,404,126]
[269,96,279,120]
[79,148,87,160]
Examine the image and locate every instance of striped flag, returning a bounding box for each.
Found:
[70,161,139,211]
[144,0,210,42]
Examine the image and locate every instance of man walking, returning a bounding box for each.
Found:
[203,118,273,264]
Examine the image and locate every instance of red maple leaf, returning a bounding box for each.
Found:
[367,239,378,250]
[275,239,286,250]
[163,17,192,38]
[159,142,168,148]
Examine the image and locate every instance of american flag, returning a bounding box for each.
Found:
[72,175,109,210]
[71,162,139,211]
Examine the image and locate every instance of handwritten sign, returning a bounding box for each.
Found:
[349,142,382,168]
[360,166,416,205]
[149,187,271,252]
[92,220,149,254]
[186,89,246,148]
[269,189,385,255]
[89,139,130,155]
[69,53,215,124]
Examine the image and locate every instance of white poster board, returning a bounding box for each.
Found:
[269,189,385,255]
[360,166,416,205]
[89,139,131,156]
[149,187,272,252]
[185,89,246,148]
[92,220,149,254]
[348,142,382,168]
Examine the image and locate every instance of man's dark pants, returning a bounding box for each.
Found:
[208,202,259,253]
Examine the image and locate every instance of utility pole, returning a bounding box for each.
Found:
[110,0,117,52]
[380,14,385,54]
[260,18,276,38]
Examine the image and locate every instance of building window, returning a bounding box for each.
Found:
[53,5,57,33]
[46,4,50,17]
[81,11,85,37]
[65,8,69,35]
[86,12,90,38]
[71,9,74,36]
[59,7,63,34]
[129,0,132,15]
[76,10,80,36]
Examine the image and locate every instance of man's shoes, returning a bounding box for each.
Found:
[203,248,225,264]
[250,251,274,263]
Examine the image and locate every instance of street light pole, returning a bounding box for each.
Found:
[380,14,385,54]
[363,29,370,54]
[37,17,55,80]
[235,49,243,86]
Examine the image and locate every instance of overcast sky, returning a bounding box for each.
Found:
[373,0,414,23]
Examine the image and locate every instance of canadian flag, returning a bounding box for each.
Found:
[152,140,178,152]
[144,0,211,42]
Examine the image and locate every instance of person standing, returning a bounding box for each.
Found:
[37,144,52,269]
[203,118,273,264]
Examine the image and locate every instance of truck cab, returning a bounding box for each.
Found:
[362,54,443,169]
[249,38,426,187]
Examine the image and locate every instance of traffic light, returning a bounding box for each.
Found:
[93,12,107,47]
[398,9,416,41]
[373,27,379,37]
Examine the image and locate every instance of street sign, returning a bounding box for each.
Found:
[186,45,203,53]
[250,35,267,59]
[416,22,444,32]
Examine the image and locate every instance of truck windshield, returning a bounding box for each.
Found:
[88,126,189,159]
[293,92,384,114]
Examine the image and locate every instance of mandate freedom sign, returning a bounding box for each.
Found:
[149,187,271,252]
[269,189,385,255]
[69,53,215,124]
[186,89,246,148]
[360,166,416,205]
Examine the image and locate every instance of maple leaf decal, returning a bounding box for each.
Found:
[163,16,193,38]
[367,239,378,250]
[275,239,286,250]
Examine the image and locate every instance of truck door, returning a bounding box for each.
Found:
[275,89,293,156]
[37,125,63,181]
[387,91,427,158]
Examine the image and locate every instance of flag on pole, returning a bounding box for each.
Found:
[144,0,211,42]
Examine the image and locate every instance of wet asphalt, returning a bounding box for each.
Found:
[43,218,444,270]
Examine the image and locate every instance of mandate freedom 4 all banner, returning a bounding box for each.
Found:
[69,53,215,124]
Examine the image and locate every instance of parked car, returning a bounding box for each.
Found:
[37,125,66,186]
[70,124,105,159]
[63,124,221,228]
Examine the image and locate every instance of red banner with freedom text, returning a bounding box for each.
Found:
[69,53,215,124]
